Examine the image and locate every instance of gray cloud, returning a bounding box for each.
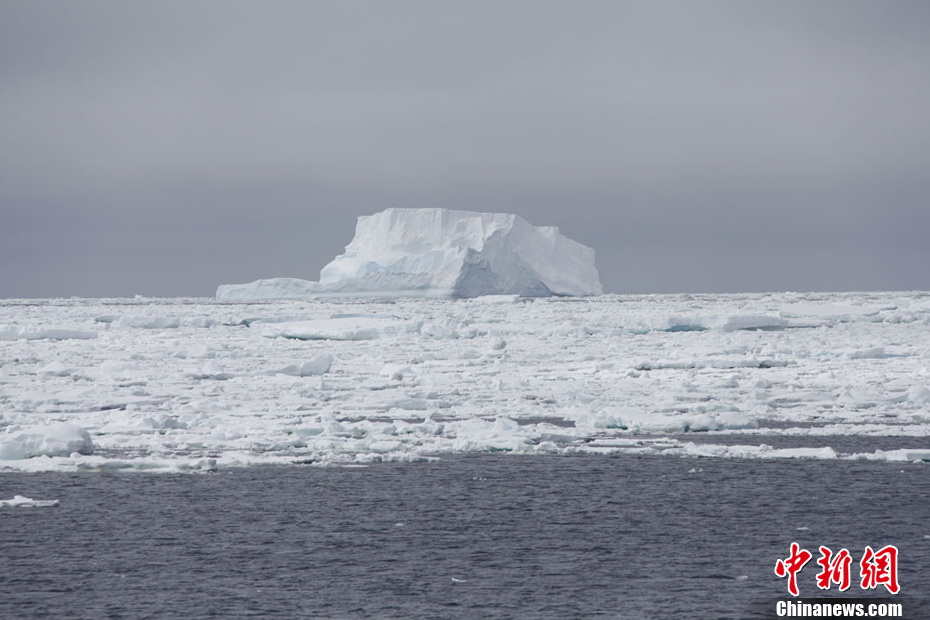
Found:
[2,0,928,296]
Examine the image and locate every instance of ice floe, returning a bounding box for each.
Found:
[272,353,335,377]
[0,325,96,340]
[0,423,94,460]
[0,496,60,508]
[260,317,420,340]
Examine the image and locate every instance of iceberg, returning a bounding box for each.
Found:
[217,208,602,299]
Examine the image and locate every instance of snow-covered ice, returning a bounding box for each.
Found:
[260,317,419,341]
[0,325,97,340]
[0,423,94,460]
[217,208,602,299]
[272,353,335,377]
[0,291,929,471]
[0,495,60,508]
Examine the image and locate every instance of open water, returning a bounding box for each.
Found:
[1,454,928,619]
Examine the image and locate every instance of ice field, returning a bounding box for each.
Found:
[1,291,929,472]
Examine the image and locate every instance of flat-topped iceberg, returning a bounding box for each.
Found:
[217,208,602,299]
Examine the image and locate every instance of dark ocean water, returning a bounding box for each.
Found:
[1,454,928,619]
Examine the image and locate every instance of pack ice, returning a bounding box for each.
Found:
[3,291,930,473]
[216,208,602,299]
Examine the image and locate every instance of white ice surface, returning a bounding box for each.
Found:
[1,291,929,471]
[260,317,420,341]
[1,325,97,340]
[217,208,603,299]
[272,353,334,377]
[0,495,60,507]
[0,423,94,460]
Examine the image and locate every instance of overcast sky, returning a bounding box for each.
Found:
[1,1,928,297]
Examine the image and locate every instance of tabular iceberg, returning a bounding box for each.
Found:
[217,208,602,299]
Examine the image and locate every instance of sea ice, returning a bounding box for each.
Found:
[780,302,880,320]
[0,496,60,508]
[273,353,335,377]
[260,317,418,340]
[39,361,76,377]
[187,361,233,380]
[118,316,181,329]
[0,423,94,460]
[0,325,97,340]
[720,315,788,332]
[1,291,929,471]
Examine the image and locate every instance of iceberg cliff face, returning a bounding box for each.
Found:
[216,208,602,300]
